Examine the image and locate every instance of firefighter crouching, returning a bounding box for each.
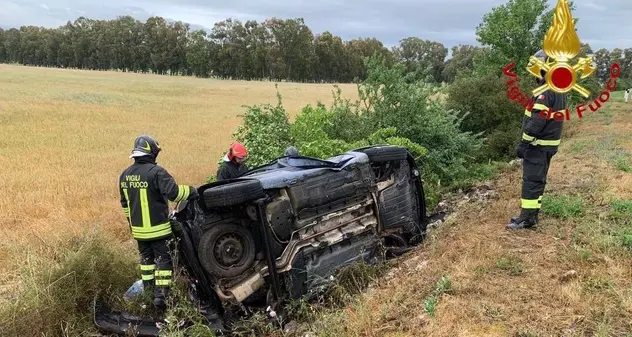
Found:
[119,135,199,309]
[508,49,567,230]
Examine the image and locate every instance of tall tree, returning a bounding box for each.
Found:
[3,9,624,85]
[442,45,483,83]
[593,48,611,84]
[313,31,346,82]
[344,38,393,82]
[392,37,447,83]
[475,0,578,75]
[265,18,315,82]
[187,29,212,77]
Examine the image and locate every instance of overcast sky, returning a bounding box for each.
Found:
[1,0,631,52]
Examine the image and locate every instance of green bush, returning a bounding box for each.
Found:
[232,87,293,168]
[364,127,428,162]
[446,72,524,161]
[222,54,501,211]
[567,75,602,107]
[358,54,484,185]
[323,85,374,142]
[290,103,358,159]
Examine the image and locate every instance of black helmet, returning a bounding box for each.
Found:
[533,49,550,63]
[130,135,161,159]
[530,49,551,80]
[284,146,299,156]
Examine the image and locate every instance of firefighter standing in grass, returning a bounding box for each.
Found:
[508,50,567,230]
[216,142,249,181]
[119,135,198,309]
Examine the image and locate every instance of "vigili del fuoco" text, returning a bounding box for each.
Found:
[503,62,621,122]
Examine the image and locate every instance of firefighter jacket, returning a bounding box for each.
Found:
[216,160,248,181]
[119,157,196,241]
[521,89,567,150]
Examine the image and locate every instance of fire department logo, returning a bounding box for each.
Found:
[527,0,596,98]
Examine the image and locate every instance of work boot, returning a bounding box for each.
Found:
[507,209,539,230]
[153,287,169,310]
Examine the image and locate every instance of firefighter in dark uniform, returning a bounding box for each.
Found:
[216,142,249,181]
[507,50,567,230]
[119,135,199,309]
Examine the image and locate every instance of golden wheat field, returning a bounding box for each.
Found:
[0,64,358,299]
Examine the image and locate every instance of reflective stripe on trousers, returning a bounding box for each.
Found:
[521,147,556,210]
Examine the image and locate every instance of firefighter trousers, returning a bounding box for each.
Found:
[137,236,174,296]
[521,146,557,210]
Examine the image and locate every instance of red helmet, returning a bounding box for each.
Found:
[228,142,248,161]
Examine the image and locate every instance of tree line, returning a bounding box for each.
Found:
[1,14,630,84]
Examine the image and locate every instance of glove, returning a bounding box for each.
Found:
[187,186,199,200]
[516,142,528,159]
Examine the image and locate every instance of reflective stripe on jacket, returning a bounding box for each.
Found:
[521,90,567,149]
[119,157,193,241]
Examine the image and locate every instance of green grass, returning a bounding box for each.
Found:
[541,194,584,219]
[450,161,512,190]
[422,275,453,317]
[557,197,632,257]
[495,255,525,276]
[609,199,632,220]
[569,139,592,154]
[614,154,632,172]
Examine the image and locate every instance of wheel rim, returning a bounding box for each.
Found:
[213,233,246,268]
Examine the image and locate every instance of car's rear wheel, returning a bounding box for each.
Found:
[198,223,256,278]
[203,180,266,208]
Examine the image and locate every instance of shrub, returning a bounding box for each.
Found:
[359,54,484,185]
[290,103,358,159]
[364,127,428,162]
[323,85,374,143]
[222,54,499,210]
[446,71,524,161]
[232,86,293,167]
[567,75,602,107]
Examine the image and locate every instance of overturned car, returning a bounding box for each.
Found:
[95,145,429,335]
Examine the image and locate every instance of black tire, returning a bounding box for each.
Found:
[198,223,256,278]
[359,145,408,162]
[203,180,266,208]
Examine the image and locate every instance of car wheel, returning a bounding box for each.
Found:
[203,180,266,208]
[198,223,256,278]
[359,145,408,162]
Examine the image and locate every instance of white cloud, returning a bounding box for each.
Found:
[582,2,606,11]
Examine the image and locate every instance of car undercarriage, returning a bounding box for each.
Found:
[95,145,429,336]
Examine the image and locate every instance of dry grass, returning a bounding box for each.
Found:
[0,64,358,304]
[310,97,632,336]
[4,63,632,336]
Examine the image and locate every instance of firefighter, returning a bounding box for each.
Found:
[507,49,567,230]
[216,142,249,181]
[119,135,199,309]
[625,88,629,103]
